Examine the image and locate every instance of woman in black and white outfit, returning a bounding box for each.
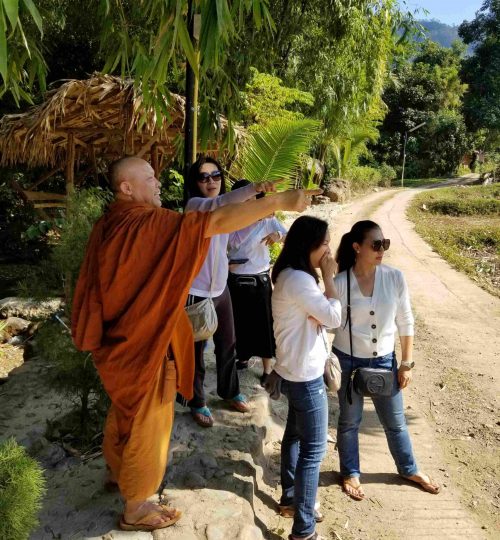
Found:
[227,179,287,386]
[332,220,440,501]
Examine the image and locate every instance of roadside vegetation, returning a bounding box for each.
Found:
[408,185,500,297]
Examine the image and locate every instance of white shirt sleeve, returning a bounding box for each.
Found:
[271,217,288,236]
[186,183,257,212]
[395,271,414,336]
[289,272,341,329]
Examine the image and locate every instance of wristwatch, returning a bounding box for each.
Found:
[400,360,415,369]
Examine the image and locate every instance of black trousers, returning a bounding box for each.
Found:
[228,271,275,361]
[187,286,240,408]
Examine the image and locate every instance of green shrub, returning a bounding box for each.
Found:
[161,168,184,209]
[16,188,110,305]
[427,198,500,216]
[0,438,46,540]
[36,321,109,442]
[421,185,500,216]
[456,163,471,176]
[377,163,397,187]
[345,166,382,192]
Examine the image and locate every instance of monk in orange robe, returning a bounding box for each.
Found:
[71,156,320,531]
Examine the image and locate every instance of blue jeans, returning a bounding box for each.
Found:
[334,348,418,479]
[280,375,328,538]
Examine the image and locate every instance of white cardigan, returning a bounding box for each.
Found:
[272,268,341,382]
[333,264,414,359]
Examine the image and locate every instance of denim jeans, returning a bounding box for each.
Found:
[334,348,418,479]
[280,375,328,538]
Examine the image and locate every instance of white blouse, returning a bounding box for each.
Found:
[272,268,342,382]
[228,217,287,275]
[186,183,257,298]
[333,264,414,359]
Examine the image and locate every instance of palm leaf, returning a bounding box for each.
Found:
[231,118,320,189]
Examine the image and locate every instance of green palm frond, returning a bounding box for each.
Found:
[231,118,320,189]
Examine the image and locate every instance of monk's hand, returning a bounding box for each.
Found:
[261,232,281,246]
[255,180,279,194]
[398,366,412,389]
[278,189,322,212]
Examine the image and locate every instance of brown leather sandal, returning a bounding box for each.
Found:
[119,506,181,531]
[288,532,325,540]
[279,502,324,522]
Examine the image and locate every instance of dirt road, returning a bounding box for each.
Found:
[292,186,499,539]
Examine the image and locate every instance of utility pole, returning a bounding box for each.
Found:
[401,122,426,187]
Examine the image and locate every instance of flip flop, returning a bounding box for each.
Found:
[227,393,250,413]
[119,507,181,531]
[190,406,214,428]
[403,474,441,494]
[342,478,365,501]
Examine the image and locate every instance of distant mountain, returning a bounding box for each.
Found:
[418,19,461,48]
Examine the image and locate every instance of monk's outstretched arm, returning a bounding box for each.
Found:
[205,189,322,238]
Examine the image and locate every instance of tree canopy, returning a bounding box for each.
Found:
[459,0,500,140]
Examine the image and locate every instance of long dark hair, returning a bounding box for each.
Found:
[335,220,381,272]
[184,155,226,204]
[271,216,328,284]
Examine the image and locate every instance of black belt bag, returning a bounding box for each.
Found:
[345,268,394,404]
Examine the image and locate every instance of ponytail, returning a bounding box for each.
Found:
[335,220,381,273]
[335,232,356,273]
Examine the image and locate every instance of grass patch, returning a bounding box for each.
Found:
[408,185,500,297]
[392,177,448,188]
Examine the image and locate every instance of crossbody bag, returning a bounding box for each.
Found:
[185,240,219,342]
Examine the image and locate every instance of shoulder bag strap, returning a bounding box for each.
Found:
[346,268,355,405]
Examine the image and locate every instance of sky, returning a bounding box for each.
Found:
[398,0,485,26]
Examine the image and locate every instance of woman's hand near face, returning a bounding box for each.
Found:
[319,252,337,279]
[398,367,412,389]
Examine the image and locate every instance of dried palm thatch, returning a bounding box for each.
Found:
[0,74,230,176]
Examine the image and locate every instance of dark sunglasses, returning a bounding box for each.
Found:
[198,170,222,183]
[371,239,390,252]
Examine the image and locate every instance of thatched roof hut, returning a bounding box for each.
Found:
[0,74,233,213]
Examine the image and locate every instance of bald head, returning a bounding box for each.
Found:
[108,157,162,207]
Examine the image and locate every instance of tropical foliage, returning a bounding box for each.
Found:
[459,0,500,145]
[231,118,320,188]
[371,39,470,177]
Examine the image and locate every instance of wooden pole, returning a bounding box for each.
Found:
[151,144,159,178]
[66,133,75,203]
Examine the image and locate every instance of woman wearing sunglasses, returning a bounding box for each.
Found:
[332,220,440,500]
[183,156,276,427]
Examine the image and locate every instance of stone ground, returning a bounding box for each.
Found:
[0,179,498,539]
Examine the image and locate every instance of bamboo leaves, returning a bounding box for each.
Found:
[0,0,44,103]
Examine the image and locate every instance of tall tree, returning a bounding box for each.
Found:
[459,0,500,142]
[371,39,469,176]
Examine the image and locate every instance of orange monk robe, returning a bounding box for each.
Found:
[71,200,210,454]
